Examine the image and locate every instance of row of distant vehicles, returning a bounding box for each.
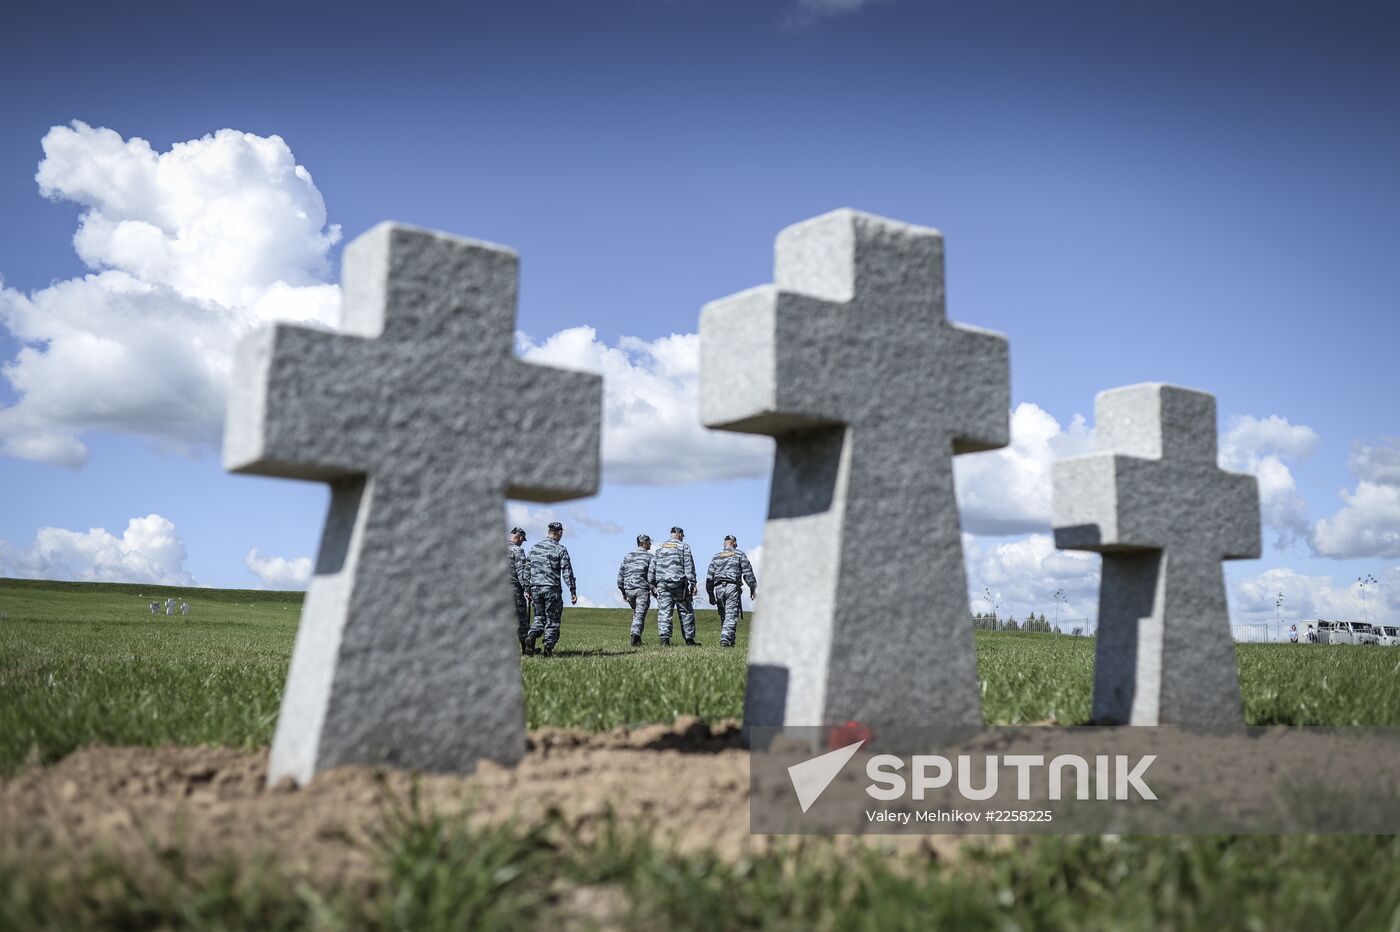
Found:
[1305,620,1400,646]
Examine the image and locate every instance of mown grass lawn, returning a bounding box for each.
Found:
[7,577,1400,930]
[5,577,1400,771]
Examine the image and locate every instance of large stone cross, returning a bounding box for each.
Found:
[1053,384,1260,726]
[225,223,601,784]
[700,209,1009,730]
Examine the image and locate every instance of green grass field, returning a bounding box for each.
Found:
[6,576,1400,930]
[4,577,1400,772]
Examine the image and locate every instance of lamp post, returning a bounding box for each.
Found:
[1275,591,1284,643]
[1359,574,1379,626]
[982,587,1001,631]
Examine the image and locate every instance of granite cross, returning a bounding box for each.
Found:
[700,209,1010,732]
[1052,384,1260,726]
[225,222,602,784]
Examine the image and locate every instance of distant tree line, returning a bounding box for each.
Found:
[971,611,1060,633]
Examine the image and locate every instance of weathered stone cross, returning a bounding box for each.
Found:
[1053,384,1260,726]
[225,223,601,784]
[700,209,1009,731]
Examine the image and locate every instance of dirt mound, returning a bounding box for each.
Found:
[0,718,966,883]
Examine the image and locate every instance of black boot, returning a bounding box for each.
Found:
[520,639,532,655]
[719,639,734,648]
[684,637,701,647]
[659,637,671,646]
[541,645,554,657]
[630,634,641,647]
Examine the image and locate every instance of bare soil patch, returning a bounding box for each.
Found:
[0,718,966,885]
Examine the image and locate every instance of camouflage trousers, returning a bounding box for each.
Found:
[624,588,651,637]
[655,584,696,641]
[713,581,743,645]
[526,587,564,649]
[512,585,532,642]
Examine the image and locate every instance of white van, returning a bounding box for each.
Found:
[1314,620,1349,644]
[1352,622,1380,645]
[1312,620,1379,645]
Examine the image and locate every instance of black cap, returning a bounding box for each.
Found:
[637,533,651,546]
[724,534,737,544]
[510,526,526,539]
[548,521,564,532]
[671,526,684,534]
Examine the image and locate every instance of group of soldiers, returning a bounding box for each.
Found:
[507,523,758,656]
[149,598,190,618]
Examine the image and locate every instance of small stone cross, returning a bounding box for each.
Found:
[700,209,1009,731]
[225,223,601,784]
[1053,384,1260,726]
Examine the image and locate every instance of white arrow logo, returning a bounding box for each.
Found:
[787,740,865,813]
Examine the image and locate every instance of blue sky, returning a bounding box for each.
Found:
[1,0,1397,632]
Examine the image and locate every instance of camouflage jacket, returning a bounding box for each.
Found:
[647,538,696,589]
[507,542,528,589]
[706,548,757,591]
[616,548,654,591]
[525,538,576,594]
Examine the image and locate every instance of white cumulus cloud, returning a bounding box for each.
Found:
[244,547,313,589]
[743,542,764,581]
[0,121,340,466]
[1311,439,1400,558]
[1218,414,1318,548]
[505,502,624,541]
[0,513,194,585]
[963,533,1101,630]
[954,403,1096,535]
[1234,565,1399,625]
[516,326,772,485]
[742,543,765,604]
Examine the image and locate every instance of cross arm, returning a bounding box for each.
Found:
[503,360,601,502]
[1054,454,1262,559]
[943,322,1010,454]
[223,323,370,481]
[1054,454,1186,552]
[1207,470,1262,560]
[1052,453,1128,552]
[699,286,845,436]
[1110,458,1261,558]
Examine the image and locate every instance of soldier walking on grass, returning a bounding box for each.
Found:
[524,521,577,657]
[617,534,654,647]
[706,535,757,648]
[507,526,532,653]
[648,526,700,646]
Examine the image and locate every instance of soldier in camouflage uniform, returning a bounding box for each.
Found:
[524,521,577,657]
[705,534,757,648]
[647,526,699,646]
[617,534,654,647]
[507,526,533,654]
